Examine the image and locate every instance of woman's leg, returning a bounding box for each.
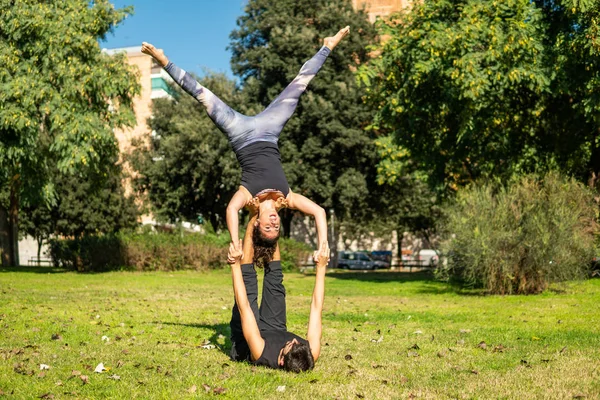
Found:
[229,263,260,361]
[141,42,253,152]
[163,61,255,151]
[256,27,350,140]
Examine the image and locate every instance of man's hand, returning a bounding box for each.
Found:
[227,239,243,265]
[313,241,330,265]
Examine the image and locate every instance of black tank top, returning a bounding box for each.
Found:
[236,141,290,197]
[254,330,308,369]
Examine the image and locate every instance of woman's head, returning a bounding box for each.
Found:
[252,223,279,268]
[255,210,281,241]
[279,339,315,373]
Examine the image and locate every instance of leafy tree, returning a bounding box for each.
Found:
[130,73,245,230]
[358,0,600,190]
[229,0,380,236]
[0,0,139,266]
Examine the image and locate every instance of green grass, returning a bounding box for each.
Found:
[0,267,599,399]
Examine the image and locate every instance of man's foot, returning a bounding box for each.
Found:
[323,26,350,51]
[141,42,169,67]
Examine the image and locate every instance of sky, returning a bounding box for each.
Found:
[101,0,248,79]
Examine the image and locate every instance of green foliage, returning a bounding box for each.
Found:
[440,172,597,294]
[279,236,312,271]
[0,0,139,264]
[20,162,139,239]
[230,0,381,224]
[48,230,310,272]
[359,0,600,189]
[130,73,244,230]
[48,231,229,272]
[0,0,138,181]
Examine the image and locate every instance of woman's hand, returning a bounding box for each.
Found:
[275,196,288,210]
[313,241,330,265]
[227,239,243,265]
[246,197,260,216]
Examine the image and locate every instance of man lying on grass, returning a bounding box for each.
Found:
[227,215,329,372]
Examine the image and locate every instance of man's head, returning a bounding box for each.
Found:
[278,338,315,373]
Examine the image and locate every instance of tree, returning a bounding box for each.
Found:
[0,0,139,266]
[130,73,245,230]
[358,0,600,190]
[229,0,380,237]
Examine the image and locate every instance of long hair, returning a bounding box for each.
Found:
[252,225,279,268]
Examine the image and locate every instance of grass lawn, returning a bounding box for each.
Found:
[0,267,599,399]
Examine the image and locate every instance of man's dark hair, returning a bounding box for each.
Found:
[282,341,315,373]
[252,226,279,268]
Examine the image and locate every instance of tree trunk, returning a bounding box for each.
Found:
[396,228,403,267]
[0,204,10,266]
[9,178,20,266]
[37,237,43,266]
[281,209,293,239]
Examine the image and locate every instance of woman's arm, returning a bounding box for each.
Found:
[226,189,251,263]
[286,191,328,261]
[306,242,329,362]
[229,241,265,361]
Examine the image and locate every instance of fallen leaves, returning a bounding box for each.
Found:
[50,334,62,341]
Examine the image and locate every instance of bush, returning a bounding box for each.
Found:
[279,237,312,272]
[49,231,229,272]
[49,230,311,272]
[439,172,597,294]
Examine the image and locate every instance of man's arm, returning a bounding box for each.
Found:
[229,241,265,361]
[286,191,328,262]
[306,241,329,362]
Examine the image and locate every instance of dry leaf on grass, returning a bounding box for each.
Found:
[276,386,286,393]
[477,341,487,350]
[80,375,89,385]
[188,385,197,394]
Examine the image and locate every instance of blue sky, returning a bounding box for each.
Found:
[101,1,248,78]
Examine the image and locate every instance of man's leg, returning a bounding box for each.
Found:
[258,260,287,332]
[229,263,260,361]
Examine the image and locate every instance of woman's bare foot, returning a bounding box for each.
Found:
[141,42,169,67]
[323,26,350,51]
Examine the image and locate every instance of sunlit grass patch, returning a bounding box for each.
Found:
[0,268,598,399]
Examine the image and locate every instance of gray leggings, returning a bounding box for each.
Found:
[163,46,331,153]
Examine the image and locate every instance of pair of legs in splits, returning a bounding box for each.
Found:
[142,26,349,267]
[142,26,348,370]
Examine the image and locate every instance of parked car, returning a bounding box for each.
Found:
[370,251,392,269]
[337,251,377,270]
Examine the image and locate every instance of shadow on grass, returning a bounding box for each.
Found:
[160,322,232,356]
[325,269,483,296]
[0,265,68,274]
[326,270,435,283]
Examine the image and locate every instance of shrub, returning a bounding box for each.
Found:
[49,230,310,272]
[439,172,597,294]
[49,231,229,272]
[279,237,312,272]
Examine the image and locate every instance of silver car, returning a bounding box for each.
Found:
[337,251,377,270]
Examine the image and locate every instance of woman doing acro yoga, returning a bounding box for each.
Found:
[141,26,350,265]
